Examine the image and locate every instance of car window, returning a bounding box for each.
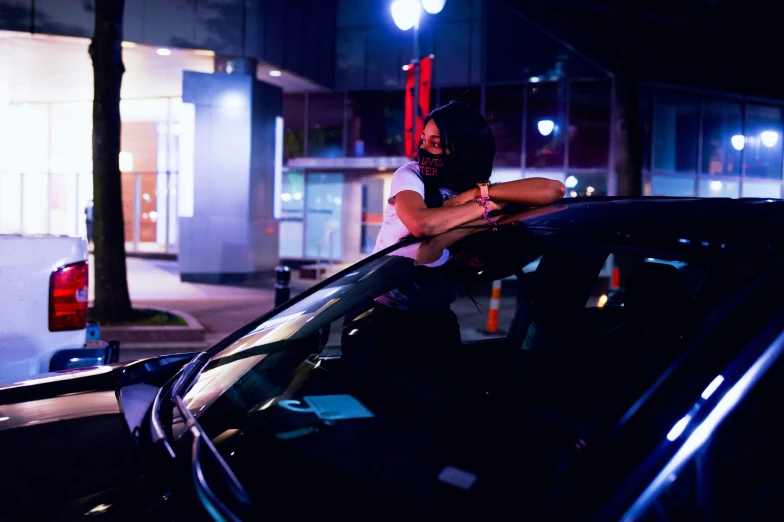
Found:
[635,340,784,522]
[586,254,701,307]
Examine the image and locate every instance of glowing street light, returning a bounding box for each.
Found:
[391,0,420,31]
[538,119,555,136]
[422,0,446,14]
[761,130,779,148]
[730,134,745,151]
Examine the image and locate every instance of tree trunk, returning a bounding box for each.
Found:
[614,1,644,197]
[89,0,133,323]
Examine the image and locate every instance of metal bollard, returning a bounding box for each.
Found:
[275,266,291,308]
[106,340,121,364]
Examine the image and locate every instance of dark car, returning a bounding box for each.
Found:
[2,198,784,521]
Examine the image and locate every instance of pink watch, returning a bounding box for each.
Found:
[477,181,491,200]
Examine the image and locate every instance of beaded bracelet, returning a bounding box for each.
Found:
[475,197,497,227]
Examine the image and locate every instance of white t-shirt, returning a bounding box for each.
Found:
[372,162,456,267]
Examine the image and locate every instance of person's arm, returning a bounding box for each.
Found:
[414,204,568,265]
[444,178,565,208]
[394,190,503,238]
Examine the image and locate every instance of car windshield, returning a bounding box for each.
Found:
[168,206,772,517]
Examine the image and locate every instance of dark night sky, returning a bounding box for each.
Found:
[499,0,782,100]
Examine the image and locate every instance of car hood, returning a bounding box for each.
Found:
[0,358,189,520]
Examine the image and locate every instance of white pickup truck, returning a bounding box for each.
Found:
[0,235,116,381]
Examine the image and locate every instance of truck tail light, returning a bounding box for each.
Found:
[49,261,89,332]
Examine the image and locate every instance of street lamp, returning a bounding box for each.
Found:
[537,119,555,137]
[391,0,420,30]
[421,0,446,14]
[391,0,445,156]
[761,130,779,148]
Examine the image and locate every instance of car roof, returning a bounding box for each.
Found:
[499,197,784,252]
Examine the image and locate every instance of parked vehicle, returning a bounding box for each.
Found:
[2,198,784,521]
[0,235,117,381]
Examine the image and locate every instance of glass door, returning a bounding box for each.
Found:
[305,173,343,260]
[360,176,386,254]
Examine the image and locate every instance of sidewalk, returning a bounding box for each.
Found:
[92,257,510,360]
[88,256,279,302]
[89,257,284,359]
[89,257,340,360]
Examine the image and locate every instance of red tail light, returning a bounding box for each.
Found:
[49,261,89,332]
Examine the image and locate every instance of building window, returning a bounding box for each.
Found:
[283,94,305,160]
[568,82,610,169]
[526,82,566,169]
[744,105,783,181]
[650,175,697,197]
[741,180,782,199]
[485,86,523,167]
[305,173,343,260]
[360,177,386,254]
[279,170,305,258]
[699,177,739,198]
[653,92,698,173]
[702,100,742,177]
[347,91,405,158]
[308,93,345,159]
[563,172,607,198]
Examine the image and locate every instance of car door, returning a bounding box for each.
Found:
[619,317,784,522]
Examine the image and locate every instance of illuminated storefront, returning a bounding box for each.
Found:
[0,31,214,253]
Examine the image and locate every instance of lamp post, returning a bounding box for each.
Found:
[391,0,445,156]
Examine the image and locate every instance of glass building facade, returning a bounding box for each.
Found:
[2,0,782,268]
[642,86,784,199]
[0,32,214,253]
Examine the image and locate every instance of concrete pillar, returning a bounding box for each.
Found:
[179,71,283,283]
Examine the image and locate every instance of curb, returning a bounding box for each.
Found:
[115,331,234,354]
[100,308,206,344]
[120,341,211,351]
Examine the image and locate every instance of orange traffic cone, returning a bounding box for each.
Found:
[480,280,505,335]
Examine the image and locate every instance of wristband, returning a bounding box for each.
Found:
[477,181,491,200]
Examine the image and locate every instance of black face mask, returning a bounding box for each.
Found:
[418,148,468,208]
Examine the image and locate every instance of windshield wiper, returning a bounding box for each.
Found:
[150,351,211,456]
[170,350,210,399]
[174,395,251,521]
[171,353,252,518]
[150,351,252,518]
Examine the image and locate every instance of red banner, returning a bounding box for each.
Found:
[404,55,433,159]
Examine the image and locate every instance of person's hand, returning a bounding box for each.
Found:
[443,188,479,207]
[443,190,506,213]
[486,200,506,213]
